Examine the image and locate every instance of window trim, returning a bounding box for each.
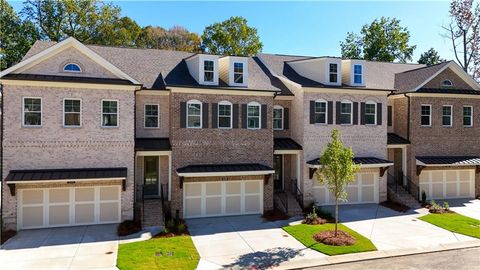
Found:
[314,99,328,125]
[364,101,377,125]
[420,104,432,127]
[63,63,82,73]
[329,63,338,83]
[273,105,284,130]
[203,60,215,83]
[186,99,202,129]
[22,97,42,127]
[442,79,453,87]
[353,64,363,85]
[144,103,160,129]
[247,101,261,130]
[217,101,233,129]
[63,98,82,128]
[442,105,453,127]
[340,100,353,125]
[463,105,473,127]
[232,62,244,85]
[101,99,119,128]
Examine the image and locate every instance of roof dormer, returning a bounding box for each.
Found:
[218,56,249,87]
[186,54,219,85]
[287,57,342,86]
[341,59,366,87]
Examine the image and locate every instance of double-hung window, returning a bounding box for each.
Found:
[421,105,431,126]
[340,101,352,125]
[463,106,473,127]
[354,64,363,84]
[23,97,42,127]
[64,99,81,127]
[187,100,202,128]
[314,100,327,124]
[247,102,261,129]
[144,104,159,128]
[204,60,214,82]
[233,62,244,84]
[329,63,338,83]
[273,106,284,130]
[102,100,118,127]
[365,102,376,125]
[218,101,232,128]
[442,105,452,127]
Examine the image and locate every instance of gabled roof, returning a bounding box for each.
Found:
[0,37,140,85]
[394,61,480,92]
[19,40,288,92]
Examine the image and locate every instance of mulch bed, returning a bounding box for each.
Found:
[380,201,410,213]
[303,217,327,225]
[313,230,356,246]
[1,230,17,245]
[154,231,190,238]
[117,220,142,236]
[262,209,290,221]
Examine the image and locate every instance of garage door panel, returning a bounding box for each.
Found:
[445,183,457,197]
[431,171,443,182]
[431,183,444,198]
[225,196,241,214]
[346,187,358,202]
[22,206,44,228]
[22,190,44,204]
[99,202,119,222]
[245,182,260,194]
[459,182,470,197]
[100,187,119,201]
[75,204,95,224]
[226,182,241,194]
[244,195,260,213]
[313,188,327,204]
[49,205,70,225]
[49,189,69,203]
[362,186,375,202]
[75,188,95,202]
[206,183,222,196]
[205,197,222,215]
[185,198,202,217]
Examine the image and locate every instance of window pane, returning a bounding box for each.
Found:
[103,101,117,113]
[219,104,231,116]
[341,103,352,113]
[463,107,472,116]
[248,105,260,116]
[248,117,259,129]
[340,114,351,124]
[188,116,201,127]
[24,98,41,126]
[24,112,41,126]
[329,73,337,83]
[315,113,326,124]
[219,116,231,128]
[64,100,80,113]
[365,115,375,125]
[204,60,214,71]
[421,116,430,126]
[421,106,430,115]
[442,116,451,126]
[315,102,326,113]
[145,116,158,128]
[354,74,362,84]
[234,73,243,83]
[365,104,375,114]
[188,103,201,115]
[329,63,337,73]
[24,98,41,112]
[273,108,282,119]
[234,62,243,73]
[65,113,80,126]
[273,119,282,129]
[354,65,362,74]
[103,114,117,126]
[145,105,158,115]
[144,156,158,184]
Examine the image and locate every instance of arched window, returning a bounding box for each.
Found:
[63,63,81,72]
[218,101,232,129]
[442,79,453,87]
[273,105,284,130]
[186,100,202,128]
[247,101,261,129]
[365,101,377,125]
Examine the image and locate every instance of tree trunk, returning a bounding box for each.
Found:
[463,30,468,72]
[335,198,339,237]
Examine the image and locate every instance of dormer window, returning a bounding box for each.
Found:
[329,63,338,83]
[233,62,244,84]
[203,60,214,82]
[354,64,363,84]
[442,79,453,87]
[63,63,81,72]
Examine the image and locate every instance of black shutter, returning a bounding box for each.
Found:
[233,104,239,128]
[353,102,358,125]
[180,102,186,128]
[241,104,248,128]
[387,105,392,126]
[377,103,383,125]
[211,103,218,128]
[327,101,333,124]
[202,103,209,128]
[261,104,267,129]
[360,102,366,125]
[309,101,315,124]
[335,102,341,124]
[284,108,289,129]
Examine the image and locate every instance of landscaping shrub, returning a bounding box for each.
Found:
[421,191,427,204]
[262,209,289,221]
[158,217,189,237]
[428,200,454,214]
[304,203,334,222]
[303,205,327,225]
[117,220,141,236]
[313,230,356,246]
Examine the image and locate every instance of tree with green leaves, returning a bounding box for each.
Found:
[140,25,202,52]
[201,16,262,56]
[418,48,445,65]
[0,0,39,69]
[314,129,360,236]
[340,17,416,63]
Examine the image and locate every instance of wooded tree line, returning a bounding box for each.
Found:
[1,0,478,81]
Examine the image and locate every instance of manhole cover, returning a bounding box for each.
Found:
[105,251,113,255]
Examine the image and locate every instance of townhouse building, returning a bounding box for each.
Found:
[0,37,479,231]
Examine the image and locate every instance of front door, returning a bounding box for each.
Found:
[144,156,159,196]
[273,154,283,191]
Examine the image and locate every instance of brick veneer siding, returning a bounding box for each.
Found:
[392,97,409,139]
[135,93,170,138]
[169,92,274,217]
[406,96,480,197]
[23,47,118,79]
[1,85,135,230]
[423,68,474,90]
[300,91,389,204]
[273,100,291,138]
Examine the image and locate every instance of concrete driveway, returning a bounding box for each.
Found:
[446,198,480,220]
[187,215,326,270]
[323,204,478,251]
[0,224,119,270]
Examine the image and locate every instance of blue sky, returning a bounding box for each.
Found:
[9,1,455,62]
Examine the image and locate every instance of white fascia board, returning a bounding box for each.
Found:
[274,150,302,155]
[177,170,275,177]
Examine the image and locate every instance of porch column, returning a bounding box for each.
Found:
[402,146,407,185]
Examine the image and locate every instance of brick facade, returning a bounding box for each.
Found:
[135,93,170,138]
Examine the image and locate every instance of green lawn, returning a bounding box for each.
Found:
[283,223,377,255]
[419,213,480,239]
[117,235,200,270]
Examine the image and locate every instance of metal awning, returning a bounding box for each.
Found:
[176,163,274,177]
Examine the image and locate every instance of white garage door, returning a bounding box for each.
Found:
[313,172,378,205]
[419,170,475,200]
[18,185,121,230]
[183,180,263,218]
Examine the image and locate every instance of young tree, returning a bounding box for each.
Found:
[443,0,480,80]
[139,25,203,52]
[340,17,416,63]
[202,16,262,56]
[314,129,360,236]
[418,48,445,65]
